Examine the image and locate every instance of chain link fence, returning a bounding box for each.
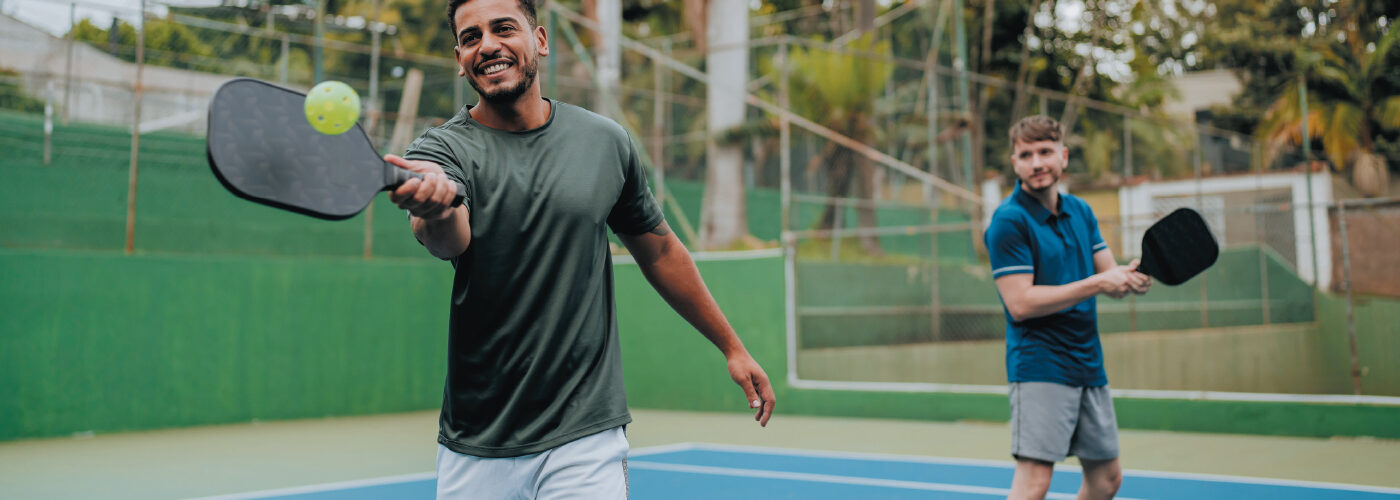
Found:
[2,2,1396,399]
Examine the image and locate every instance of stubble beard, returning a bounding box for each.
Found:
[469,55,538,104]
[1021,170,1060,193]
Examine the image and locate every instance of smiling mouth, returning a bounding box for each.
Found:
[480,63,510,76]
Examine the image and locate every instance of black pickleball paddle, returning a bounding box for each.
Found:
[207,77,463,220]
[1137,207,1219,286]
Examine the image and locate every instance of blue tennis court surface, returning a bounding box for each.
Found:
[200,443,1400,499]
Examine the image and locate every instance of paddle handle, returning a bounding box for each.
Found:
[388,165,466,207]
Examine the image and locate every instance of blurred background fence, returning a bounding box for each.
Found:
[1,0,1397,403]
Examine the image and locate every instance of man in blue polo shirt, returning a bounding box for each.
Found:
[985,115,1151,500]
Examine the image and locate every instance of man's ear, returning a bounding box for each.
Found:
[535,25,549,57]
[455,46,466,76]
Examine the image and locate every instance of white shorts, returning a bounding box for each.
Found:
[435,426,629,499]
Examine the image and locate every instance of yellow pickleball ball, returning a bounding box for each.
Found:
[304,81,361,135]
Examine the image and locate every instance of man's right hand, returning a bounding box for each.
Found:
[386,154,457,220]
[1096,259,1151,299]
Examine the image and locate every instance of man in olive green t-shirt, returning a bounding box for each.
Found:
[382,0,776,497]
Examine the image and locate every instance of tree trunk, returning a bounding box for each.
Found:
[1353,152,1390,197]
[816,125,884,256]
[699,0,749,249]
[1010,0,1043,120]
[855,152,884,256]
[969,0,995,185]
[683,0,706,53]
[855,0,876,34]
[818,147,856,230]
[1059,2,1102,131]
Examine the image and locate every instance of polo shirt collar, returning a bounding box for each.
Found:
[1013,180,1067,223]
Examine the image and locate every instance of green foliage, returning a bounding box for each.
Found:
[1253,9,1400,171]
[69,18,220,72]
[0,69,46,113]
[1198,0,1400,173]
[780,34,893,136]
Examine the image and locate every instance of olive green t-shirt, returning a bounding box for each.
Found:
[403,100,663,458]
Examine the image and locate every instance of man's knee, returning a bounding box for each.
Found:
[1010,457,1055,499]
[1082,459,1122,497]
[1094,471,1122,495]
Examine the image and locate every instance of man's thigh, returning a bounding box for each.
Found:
[535,426,629,499]
[435,427,629,499]
[1010,381,1083,463]
[1068,385,1119,461]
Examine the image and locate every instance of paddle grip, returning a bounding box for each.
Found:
[390,167,466,207]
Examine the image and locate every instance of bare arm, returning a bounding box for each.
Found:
[1093,247,1118,274]
[385,155,471,259]
[995,249,1148,322]
[617,221,776,426]
[409,207,471,259]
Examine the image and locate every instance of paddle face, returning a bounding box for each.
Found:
[1138,207,1219,286]
[207,78,392,220]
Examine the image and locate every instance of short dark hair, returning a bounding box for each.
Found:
[448,0,538,42]
[1008,115,1062,148]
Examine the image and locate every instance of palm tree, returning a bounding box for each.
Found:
[1258,18,1400,196]
[781,34,894,255]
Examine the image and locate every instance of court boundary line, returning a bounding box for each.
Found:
[664,442,1400,494]
[625,460,1090,499]
[629,442,700,456]
[184,471,435,500]
[783,377,1400,405]
[182,442,1400,498]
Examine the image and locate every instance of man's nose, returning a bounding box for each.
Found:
[479,32,503,55]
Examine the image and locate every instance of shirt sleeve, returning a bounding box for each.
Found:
[403,130,473,208]
[986,214,1035,278]
[606,134,665,235]
[1088,209,1108,254]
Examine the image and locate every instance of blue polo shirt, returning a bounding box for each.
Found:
[984,182,1109,387]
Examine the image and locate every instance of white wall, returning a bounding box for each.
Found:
[1118,173,1333,288]
[1,13,232,133]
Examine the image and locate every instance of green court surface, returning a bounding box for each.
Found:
[0,409,1396,499]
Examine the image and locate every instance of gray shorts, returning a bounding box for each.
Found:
[1009,382,1119,463]
[436,426,629,499]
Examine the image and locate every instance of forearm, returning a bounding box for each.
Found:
[410,205,471,259]
[633,241,747,358]
[1005,276,1101,322]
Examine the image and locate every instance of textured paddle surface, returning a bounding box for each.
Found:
[207,78,385,220]
[1138,207,1219,286]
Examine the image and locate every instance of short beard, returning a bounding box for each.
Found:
[469,56,538,103]
[1020,172,1059,192]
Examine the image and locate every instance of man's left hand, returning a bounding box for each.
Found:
[727,353,776,427]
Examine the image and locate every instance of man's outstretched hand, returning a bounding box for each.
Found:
[385,154,457,220]
[728,353,776,427]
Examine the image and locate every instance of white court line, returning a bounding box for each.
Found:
[629,442,700,457]
[1120,469,1400,494]
[676,443,1400,494]
[627,460,1096,499]
[784,378,1400,405]
[187,442,1400,499]
[184,471,435,500]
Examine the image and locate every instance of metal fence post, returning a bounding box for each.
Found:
[124,0,147,255]
[1338,201,1362,395]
